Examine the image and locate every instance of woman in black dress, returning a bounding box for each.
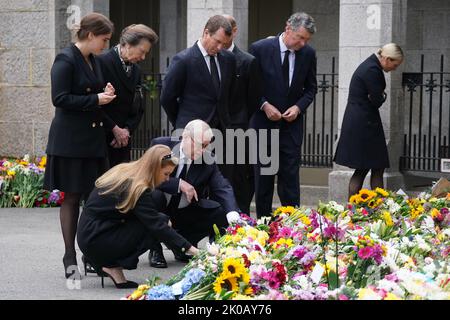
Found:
[334,43,404,199]
[77,145,199,288]
[43,13,116,278]
[98,24,159,167]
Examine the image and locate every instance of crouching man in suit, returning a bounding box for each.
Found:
[148,119,241,268]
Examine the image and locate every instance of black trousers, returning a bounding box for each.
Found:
[107,144,131,168]
[254,127,301,218]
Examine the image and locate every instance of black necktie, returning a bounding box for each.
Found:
[178,162,187,180]
[282,50,290,88]
[209,55,220,94]
[167,163,188,212]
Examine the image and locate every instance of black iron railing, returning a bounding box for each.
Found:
[400,55,450,172]
[301,57,338,167]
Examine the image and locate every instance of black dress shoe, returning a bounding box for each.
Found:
[149,250,168,268]
[172,250,194,263]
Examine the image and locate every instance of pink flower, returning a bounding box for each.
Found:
[338,294,349,300]
[358,246,374,260]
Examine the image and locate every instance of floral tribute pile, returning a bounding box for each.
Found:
[0,155,64,208]
[125,188,450,300]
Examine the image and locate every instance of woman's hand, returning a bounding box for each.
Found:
[112,125,129,148]
[187,246,200,256]
[104,82,115,96]
[98,92,116,105]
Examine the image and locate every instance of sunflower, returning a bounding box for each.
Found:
[357,189,377,203]
[222,258,246,278]
[375,187,389,197]
[273,206,297,216]
[213,273,239,296]
[349,194,359,204]
[368,198,383,209]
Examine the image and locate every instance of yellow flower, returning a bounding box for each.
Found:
[7,170,16,177]
[222,258,246,278]
[273,238,294,249]
[357,189,377,203]
[375,187,389,197]
[273,206,297,216]
[213,273,238,296]
[358,288,381,300]
[384,293,401,300]
[349,194,359,204]
[430,208,440,219]
[382,211,394,227]
[38,156,47,169]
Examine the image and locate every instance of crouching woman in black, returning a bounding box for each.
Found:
[77,145,199,289]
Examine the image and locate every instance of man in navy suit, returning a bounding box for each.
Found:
[160,15,236,131]
[249,12,318,218]
[222,14,261,215]
[148,120,241,268]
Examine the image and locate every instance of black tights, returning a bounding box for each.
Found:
[60,192,82,264]
[348,168,385,199]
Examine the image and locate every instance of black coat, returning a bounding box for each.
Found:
[151,137,239,214]
[77,187,191,269]
[160,41,236,130]
[249,37,317,146]
[229,46,261,129]
[97,48,144,135]
[334,54,390,169]
[46,44,107,158]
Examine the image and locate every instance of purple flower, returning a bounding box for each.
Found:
[299,252,316,266]
[48,191,60,204]
[323,224,345,241]
[292,246,308,260]
[440,208,449,216]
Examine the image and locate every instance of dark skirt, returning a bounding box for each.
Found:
[43,155,109,194]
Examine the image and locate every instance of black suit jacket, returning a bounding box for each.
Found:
[150,137,239,213]
[249,37,317,146]
[46,44,107,158]
[160,42,236,129]
[97,48,144,137]
[229,46,261,129]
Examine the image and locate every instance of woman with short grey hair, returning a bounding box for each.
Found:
[98,24,159,168]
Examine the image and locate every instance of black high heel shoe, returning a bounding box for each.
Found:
[63,253,79,279]
[88,263,138,289]
[81,255,98,276]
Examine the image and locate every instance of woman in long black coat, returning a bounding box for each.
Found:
[98,24,159,167]
[334,43,404,199]
[77,145,199,289]
[43,13,116,279]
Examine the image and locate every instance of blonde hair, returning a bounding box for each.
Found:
[95,145,178,213]
[378,43,404,61]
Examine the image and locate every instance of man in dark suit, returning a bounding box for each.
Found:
[148,120,241,268]
[160,15,236,131]
[249,12,318,218]
[222,14,261,215]
[98,24,159,167]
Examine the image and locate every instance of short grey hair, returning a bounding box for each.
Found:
[183,119,214,142]
[287,12,316,34]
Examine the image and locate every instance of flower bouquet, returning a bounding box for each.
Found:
[124,189,450,300]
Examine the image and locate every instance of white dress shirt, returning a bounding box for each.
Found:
[197,39,222,81]
[260,34,296,110]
